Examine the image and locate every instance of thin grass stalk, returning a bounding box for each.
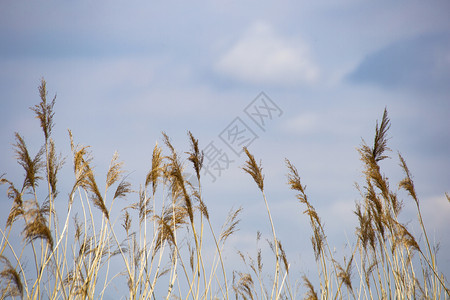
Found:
[213,272,228,300]
[380,238,392,299]
[0,221,12,257]
[382,238,396,298]
[142,211,161,298]
[66,189,86,297]
[195,186,209,300]
[58,199,73,296]
[160,184,179,299]
[322,242,341,300]
[243,148,281,300]
[372,250,384,300]
[174,233,196,300]
[38,195,74,300]
[281,266,294,300]
[142,181,160,298]
[35,224,65,299]
[83,188,101,299]
[187,131,212,297]
[195,184,231,300]
[415,197,447,296]
[261,191,281,300]
[355,245,367,300]
[140,189,151,296]
[108,218,134,296]
[0,227,30,298]
[86,203,104,298]
[101,228,113,299]
[187,198,204,300]
[163,132,205,300]
[193,217,207,300]
[151,188,192,299]
[142,197,163,298]
[275,266,289,300]
[29,188,48,300]
[204,218,231,300]
[399,152,441,296]
[166,248,178,299]
[34,80,59,298]
[148,225,169,299]
[136,206,159,298]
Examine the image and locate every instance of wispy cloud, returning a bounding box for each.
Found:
[215,21,319,87]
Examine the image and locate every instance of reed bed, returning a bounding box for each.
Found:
[0,79,448,299]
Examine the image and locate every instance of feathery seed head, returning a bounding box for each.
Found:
[242,147,264,192]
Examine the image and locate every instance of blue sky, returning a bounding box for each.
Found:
[1,0,449,296]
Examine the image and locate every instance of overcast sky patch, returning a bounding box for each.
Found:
[347,33,450,93]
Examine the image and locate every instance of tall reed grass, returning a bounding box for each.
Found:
[0,79,448,299]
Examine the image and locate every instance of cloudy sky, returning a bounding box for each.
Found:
[1,0,449,296]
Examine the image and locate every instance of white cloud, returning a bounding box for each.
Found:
[215,22,319,86]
